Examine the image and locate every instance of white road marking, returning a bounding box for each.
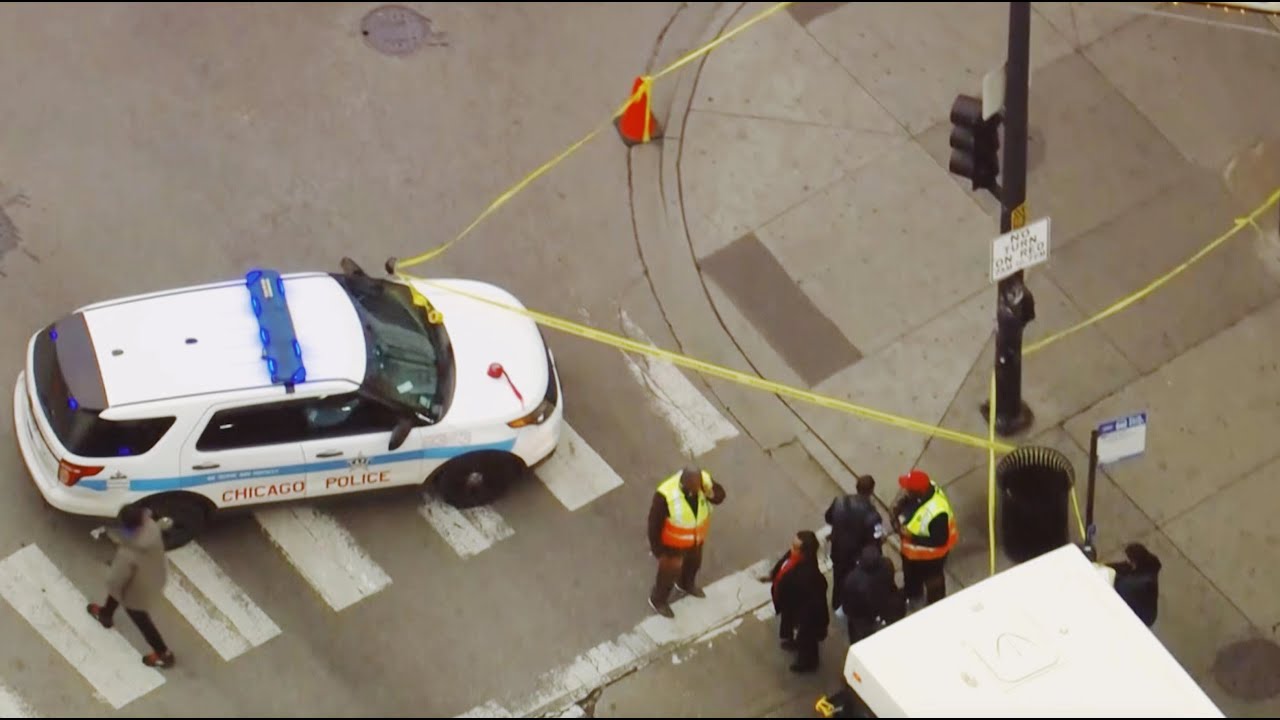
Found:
[695,617,743,643]
[462,527,840,718]
[252,506,391,612]
[163,542,281,660]
[461,557,779,718]
[534,424,624,511]
[419,493,515,558]
[0,682,37,718]
[753,604,777,621]
[456,700,513,718]
[619,310,739,456]
[0,545,164,709]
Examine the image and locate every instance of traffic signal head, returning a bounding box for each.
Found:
[948,94,1001,192]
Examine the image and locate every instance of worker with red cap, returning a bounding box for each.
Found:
[892,469,958,609]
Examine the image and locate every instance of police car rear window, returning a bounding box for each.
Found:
[33,318,175,458]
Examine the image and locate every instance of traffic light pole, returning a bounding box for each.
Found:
[981,1,1036,436]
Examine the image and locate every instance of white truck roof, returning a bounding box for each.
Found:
[842,544,1223,718]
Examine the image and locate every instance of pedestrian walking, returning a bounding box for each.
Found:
[825,474,885,615]
[647,465,726,618]
[892,469,957,610]
[761,530,829,673]
[839,544,905,645]
[86,503,176,668]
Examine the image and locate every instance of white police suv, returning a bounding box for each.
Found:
[13,258,563,548]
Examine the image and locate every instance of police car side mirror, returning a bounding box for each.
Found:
[340,257,368,277]
[388,417,414,451]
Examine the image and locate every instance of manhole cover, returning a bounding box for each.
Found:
[1212,637,1280,701]
[361,5,438,56]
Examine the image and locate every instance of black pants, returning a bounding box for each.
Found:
[779,612,821,670]
[100,596,169,655]
[650,544,703,605]
[902,557,947,607]
[830,560,851,611]
[846,614,880,645]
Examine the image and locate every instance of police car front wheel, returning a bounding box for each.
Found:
[142,494,211,550]
[433,452,524,509]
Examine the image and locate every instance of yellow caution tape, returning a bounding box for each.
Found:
[394,2,796,272]
[382,0,1280,569]
[987,371,997,576]
[652,3,795,81]
[639,75,656,143]
[399,272,1016,454]
[1025,187,1280,357]
[1070,489,1086,541]
[985,370,1087,576]
[980,187,1279,572]
[394,184,1280,479]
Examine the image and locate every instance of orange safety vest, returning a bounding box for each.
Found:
[900,484,959,561]
[657,471,713,549]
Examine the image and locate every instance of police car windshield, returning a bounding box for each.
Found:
[333,274,454,422]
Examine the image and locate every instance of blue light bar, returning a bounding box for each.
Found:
[245,269,307,390]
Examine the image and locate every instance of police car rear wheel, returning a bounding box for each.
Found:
[143,495,210,550]
[434,453,523,509]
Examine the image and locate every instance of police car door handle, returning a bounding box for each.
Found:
[192,462,220,470]
[316,450,344,458]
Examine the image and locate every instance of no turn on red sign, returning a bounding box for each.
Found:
[991,216,1051,283]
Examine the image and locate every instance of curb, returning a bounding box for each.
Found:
[525,526,834,718]
[629,2,865,494]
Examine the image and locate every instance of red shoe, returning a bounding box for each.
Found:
[85,603,113,629]
[143,651,175,668]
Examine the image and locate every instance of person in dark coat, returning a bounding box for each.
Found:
[760,530,829,673]
[825,475,886,614]
[840,544,905,645]
[1108,542,1161,627]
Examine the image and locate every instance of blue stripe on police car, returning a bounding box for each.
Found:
[77,438,519,493]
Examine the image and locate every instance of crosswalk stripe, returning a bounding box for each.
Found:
[535,424,624,511]
[164,542,281,660]
[0,545,165,709]
[252,506,391,612]
[619,310,739,457]
[456,700,513,718]
[419,492,515,558]
[0,681,37,718]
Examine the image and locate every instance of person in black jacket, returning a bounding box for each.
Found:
[1109,542,1161,627]
[825,475,886,615]
[760,530,829,673]
[840,544,905,645]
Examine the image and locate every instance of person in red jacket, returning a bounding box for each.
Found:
[761,530,829,673]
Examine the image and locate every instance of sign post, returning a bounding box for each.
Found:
[1096,412,1148,465]
[1087,412,1149,548]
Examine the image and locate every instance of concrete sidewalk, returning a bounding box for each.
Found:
[628,1,1280,716]
[591,602,847,719]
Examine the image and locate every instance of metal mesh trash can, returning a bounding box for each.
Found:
[996,446,1075,563]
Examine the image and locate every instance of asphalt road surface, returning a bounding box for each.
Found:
[0,4,828,717]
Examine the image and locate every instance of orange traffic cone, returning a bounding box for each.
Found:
[615,75,661,146]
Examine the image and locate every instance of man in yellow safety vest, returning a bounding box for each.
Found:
[892,469,958,609]
[647,465,727,618]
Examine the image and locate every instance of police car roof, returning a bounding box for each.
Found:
[81,272,366,408]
